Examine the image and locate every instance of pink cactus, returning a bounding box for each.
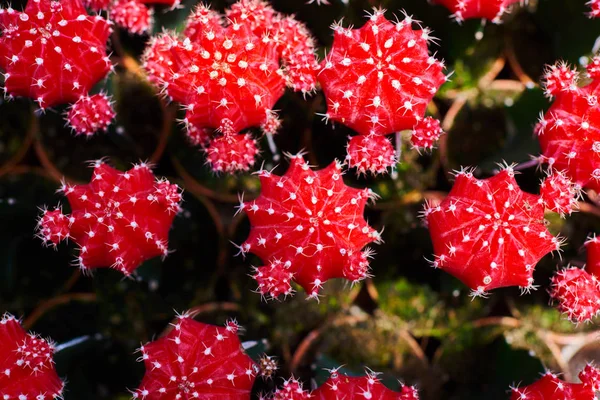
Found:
[66,93,115,136]
[205,133,260,174]
[0,0,112,109]
[346,134,397,176]
[423,166,562,296]
[510,364,600,399]
[410,116,445,151]
[36,160,182,276]
[142,1,318,173]
[109,0,152,35]
[588,0,600,18]
[536,59,600,192]
[238,155,381,300]
[133,313,258,399]
[312,370,420,399]
[539,170,579,217]
[549,267,600,323]
[272,378,311,400]
[0,313,64,399]
[431,0,521,23]
[317,8,446,174]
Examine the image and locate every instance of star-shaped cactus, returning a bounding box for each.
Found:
[313,370,419,400]
[0,313,64,400]
[238,155,381,300]
[423,166,562,296]
[317,8,446,174]
[510,364,600,400]
[133,314,258,399]
[431,0,521,24]
[0,0,112,108]
[536,58,600,192]
[36,160,182,276]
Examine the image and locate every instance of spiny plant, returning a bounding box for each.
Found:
[237,154,381,300]
[312,369,420,399]
[317,8,447,175]
[429,0,521,24]
[589,0,600,18]
[109,0,153,35]
[66,93,115,136]
[510,363,600,399]
[36,160,182,276]
[423,165,564,297]
[0,313,64,400]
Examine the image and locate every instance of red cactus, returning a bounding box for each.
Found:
[346,134,397,175]
[66,93,115,136]
[586,234,600,277]
[109,0,152,35]
[510,364,600,399]
[36,161,182,276]
[141,33,178,86]
[205,133,260,174]
[317,9,446,174]
[410,116,445,151]
[549,266,600,323]
[536,60,600,192]
[424,166,562,296]
[539,170,579,217]
[133,314,258,399]
[312,370,420,400]
[238,155,381,299]
[272,378,311,400]
[432,0,521,23]
[0,313,64,399]
[588,0,600,18]
[0,0,112,109]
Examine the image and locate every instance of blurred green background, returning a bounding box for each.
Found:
[1,0,600,399]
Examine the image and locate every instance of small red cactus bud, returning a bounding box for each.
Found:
[37,208,71,246]
[588,0,600,18]
[550,267,600,323]
[318,9,446,138]
[580,363,600,391]
[83,0,111,11]
[346,134,397,176]
[510,366,600,399]
[141,32,178,86]
[66,94,115,136]
[536,60,600,192]
[432,0,521,23]
[410,117,444,150]
[540,170,579,216]
[425,166,562,296]
[0,0,112,108]
[313,370,420,399]
[261,110,282,136]
[133,314,258,399]
[253,260,295,300]
[542,61,580,98]
[585,235,600,278]
[0,313,64,399]
[587,56,600,79]
[186,123,213,148]
[205,133,259,174]
[183,3,223,42]
[36,161,182,275]
[273,378,311,400]
[109,0,152,35]
[239,155,381,299]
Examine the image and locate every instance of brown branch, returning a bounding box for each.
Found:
[23,293,97,330]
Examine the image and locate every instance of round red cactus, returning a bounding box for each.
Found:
[66,93,115,136]
[588,56,600,79]
[36,161,182,276]
[536,60,600,192]
[542,61,580,98]
[133,314,258,399]
[549,266,600,323]
[510,364,600,399]
[109,0,152,35]
[585,234,600,277]
[0,0,112,109]
[0,313,64,399]
[312,370,420,400]
[432,0,521,24]
[346,134,397,175]
[588,0,600,18]
[410,116,445,151]
[424,166,562,296]
[205,133,260,174]
[238,155,381,300]
[141,32,178,86]
[539,170,579,217]
[272,378,311,400]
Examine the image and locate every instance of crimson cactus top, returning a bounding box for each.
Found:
[133,314,258,399]
[272,378,311,400]
[312,370,419,399]
[0,0,112,108]
[238,155,381,299]
[537,59,600,192]
[0,313,64,399]
[318,9,445,138]
[431,0,521,23]
[424,166,561,296]
[37,161,182,276]
[510,364,600,399]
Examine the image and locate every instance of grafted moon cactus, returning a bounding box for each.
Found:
[317,8,446,174]
[431,0,521,24]
[133,314,258,399]
[36,160,182,276]
[510,364,600,399]
[313,370,420,399]
[0,0,112,109]
[0,313,64,399]
[238,155,381,300]
[423,166,562,296]
[66,93,115,136]
[536,58,600,192]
